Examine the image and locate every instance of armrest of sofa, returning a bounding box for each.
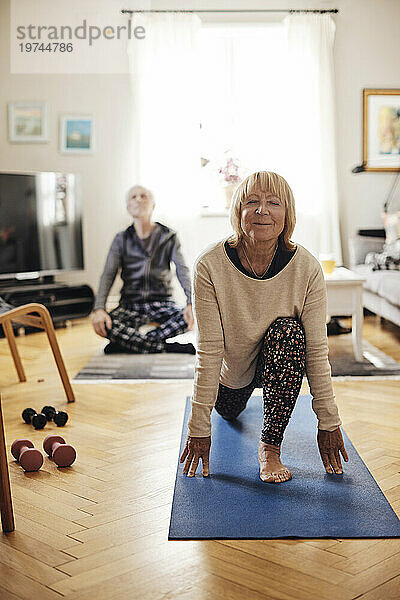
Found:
[348,235,385,268]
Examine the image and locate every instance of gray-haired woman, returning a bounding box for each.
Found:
[180,171,349,483]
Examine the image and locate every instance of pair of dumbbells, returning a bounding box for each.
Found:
[22,406,68,429]
[11,435,76,471]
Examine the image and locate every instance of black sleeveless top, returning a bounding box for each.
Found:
[224,238,296,279]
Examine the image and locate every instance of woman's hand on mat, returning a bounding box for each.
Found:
[92,309,112,338]
[317,427,349,474]
[183,304,194,331]
[180,435,211,477]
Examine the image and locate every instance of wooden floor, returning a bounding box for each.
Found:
[0,315,399,600]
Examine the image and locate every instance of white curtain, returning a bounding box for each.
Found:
[127,13,202,233]
[284,14,342,263]
[127,13,342,266]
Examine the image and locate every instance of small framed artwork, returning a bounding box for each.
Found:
[8,102,49,142]
[363,89,400,172]
[59,115,95,154]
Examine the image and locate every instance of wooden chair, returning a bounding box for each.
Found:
[0,394,14,532]
[0,303,75,403]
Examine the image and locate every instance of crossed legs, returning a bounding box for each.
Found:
[106,301,188,353]
[214,317,306,483]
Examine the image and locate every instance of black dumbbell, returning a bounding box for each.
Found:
[21,408,47,430]
[41,406,69,427]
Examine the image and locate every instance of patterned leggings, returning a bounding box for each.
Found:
[106,300,188,353]
[214,317,306,446]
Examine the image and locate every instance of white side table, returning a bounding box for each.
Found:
[324,267,366,362]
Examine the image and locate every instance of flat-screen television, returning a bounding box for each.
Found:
[0,171,83,280]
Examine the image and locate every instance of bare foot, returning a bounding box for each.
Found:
[258,441,292,483]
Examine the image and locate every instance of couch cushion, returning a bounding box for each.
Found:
[353,264,400,307]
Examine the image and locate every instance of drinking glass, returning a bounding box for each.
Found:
[319,253,336,275]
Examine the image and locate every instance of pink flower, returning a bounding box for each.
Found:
[218,156,241,184]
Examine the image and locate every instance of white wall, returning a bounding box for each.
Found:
[0,0,135,302]
[333,0,400,258]
[1,0,399,304]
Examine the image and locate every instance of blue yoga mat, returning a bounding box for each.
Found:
[169,395,400,539]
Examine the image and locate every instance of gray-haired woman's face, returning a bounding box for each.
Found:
[240,189,286,242]
[126,187,154,219]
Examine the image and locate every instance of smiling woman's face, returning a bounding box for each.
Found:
[240,188,286,242]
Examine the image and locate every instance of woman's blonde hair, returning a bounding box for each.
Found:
[228,171,296,252]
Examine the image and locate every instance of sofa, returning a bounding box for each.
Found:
[348,234,400,328]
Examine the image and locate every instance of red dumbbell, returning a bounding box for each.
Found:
[43,435,76,467]
[11,439,43,472]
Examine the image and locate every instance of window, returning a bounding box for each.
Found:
[198,23,289,214]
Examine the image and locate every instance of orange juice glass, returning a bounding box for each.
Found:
[319,253,336,275]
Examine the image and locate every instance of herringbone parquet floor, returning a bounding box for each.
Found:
[0,315,399,599]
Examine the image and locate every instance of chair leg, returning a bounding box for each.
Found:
[0,396,15,533]
[39,308,75,403]
[3,320,26,382]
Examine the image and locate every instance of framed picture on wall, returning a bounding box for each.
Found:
[59,115,95,154]
[8,102,49,142]
[363,89,400,172]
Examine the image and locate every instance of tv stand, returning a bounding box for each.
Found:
[41,274,56,285]
[0,274,56,290]
[0,280,94,334]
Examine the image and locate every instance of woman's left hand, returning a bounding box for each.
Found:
[317,426,349,474]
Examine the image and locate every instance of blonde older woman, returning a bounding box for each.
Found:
[180,171,349,483]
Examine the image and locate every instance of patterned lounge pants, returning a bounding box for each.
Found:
[106,300,188,353]
[214,317,306,446]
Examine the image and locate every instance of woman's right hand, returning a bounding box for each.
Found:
[92,309,112,338]
[180,435,211,477]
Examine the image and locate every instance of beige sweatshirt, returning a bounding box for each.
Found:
[187,239,342,437]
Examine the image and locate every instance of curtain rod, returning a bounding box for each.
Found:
[121,9,339,14]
